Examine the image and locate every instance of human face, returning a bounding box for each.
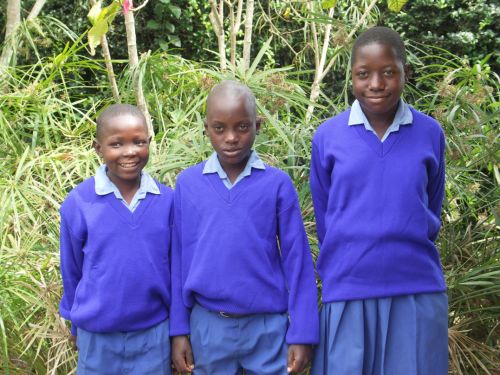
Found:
[205,95,260,175]
[94,114,150,189]
[352,42,408,124]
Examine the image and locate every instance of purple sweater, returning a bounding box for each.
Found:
[59,177,173,335]
[310,108,446,302]
[170,163,319,344]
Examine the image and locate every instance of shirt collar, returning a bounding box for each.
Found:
[94,164,160,197]
[203,150,266,179]
[348,98,413,128]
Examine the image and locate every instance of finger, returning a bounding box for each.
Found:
[186,348,195,371]
[287,348,295,373]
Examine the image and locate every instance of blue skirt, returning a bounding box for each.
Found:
[311,293,448,375]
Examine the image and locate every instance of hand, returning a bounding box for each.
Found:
[172,335,194,373]
[287,344,312,374]
[69,334,77,351]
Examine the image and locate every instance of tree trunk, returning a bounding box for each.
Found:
[27,0,47,20]
[242,0,255,71]
[0,0,21,73]
[209,0,227,71]
[124,9,153,136]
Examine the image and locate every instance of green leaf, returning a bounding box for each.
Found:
[87,1,120,55]
[387,0,408,12]
[159,0,171,4]
[322,0,337,9]
[87,1,102,25]
[146,20,161,30]
[169,5,182,19]
[165,22,175,33]
[168,34,181,47]
[88,18,109,56]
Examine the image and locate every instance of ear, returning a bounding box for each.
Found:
[404,64,412,83]
[93,139,102,156]
[203,120,208,135]
[255,116,263,134]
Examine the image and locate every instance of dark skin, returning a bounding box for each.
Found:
[351,42,410,139]
[93,114,151,204]
[171,88,312,374]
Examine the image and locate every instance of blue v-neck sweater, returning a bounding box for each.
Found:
[170,163,319,344]
[59,177,173,335]
[310,108,446,303]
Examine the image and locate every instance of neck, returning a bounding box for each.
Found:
[107,172,141,204]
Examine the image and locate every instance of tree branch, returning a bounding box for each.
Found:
[27,0,47,20]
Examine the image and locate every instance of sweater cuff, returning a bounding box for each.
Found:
[71,323,77,336]
[169,305,191,336]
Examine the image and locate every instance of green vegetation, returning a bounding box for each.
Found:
[0,1,498,374]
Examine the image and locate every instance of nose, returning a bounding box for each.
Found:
[369,73,385,90]
[123,144,137,156]
[225,130,238,144]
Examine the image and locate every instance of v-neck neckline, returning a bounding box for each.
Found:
[204,167,264,204]
[102,191,153,228]
[354,124,406,157]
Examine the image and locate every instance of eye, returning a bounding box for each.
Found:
[213,125,224,133]
[110,142,121,148]
[384,70,394,76]
[239,124,250,131]
[356,71,368,78]
[135,139,148,146]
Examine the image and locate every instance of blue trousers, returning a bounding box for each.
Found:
[190,304,289,375]
[311,293,448,375]
[76,319,171,375]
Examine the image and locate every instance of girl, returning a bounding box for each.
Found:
[310,27,448,375]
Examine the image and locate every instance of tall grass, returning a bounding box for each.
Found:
[0,25,498,375]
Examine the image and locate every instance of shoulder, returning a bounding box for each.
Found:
[153,179,174,196]
[61,177,96,213]
[261,165,298,198]
[313,109,351,142]
[176,162,205,186]
[410,108,445,139]
[261,165,292,183]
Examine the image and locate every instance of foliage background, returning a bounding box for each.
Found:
[0,0,498,374]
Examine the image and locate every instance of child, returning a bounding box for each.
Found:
[59,104,173,374]
[170,80,319,374]
[310,26,448,374]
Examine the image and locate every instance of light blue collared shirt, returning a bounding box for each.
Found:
[203,150,266,189]
[94,164,160,212]
[348,99,413,142]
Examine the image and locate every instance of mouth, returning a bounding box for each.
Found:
[222,149,242,156]
[118,161,140,169]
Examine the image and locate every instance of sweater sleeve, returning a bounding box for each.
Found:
[59,195,86,336]
[277,179,319,345]
[427,129,446,242]
[310,137,331,247]
[169,183,191,336]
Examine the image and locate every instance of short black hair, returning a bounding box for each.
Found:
[96,104,147,139]
[351,26,406,66]
[206,80,256,118]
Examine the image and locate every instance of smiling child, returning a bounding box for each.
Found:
[310,26,448,374]
[59,104,174,374]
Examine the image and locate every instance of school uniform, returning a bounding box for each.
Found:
[310,100,448,375]
[59,165,173,375]
[170,151,319,374]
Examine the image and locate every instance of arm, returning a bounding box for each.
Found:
[169,184,192,336]
[59,199,85,337]
[277,179,319,347]
[427,130,446,242]
[309,139,332,247]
